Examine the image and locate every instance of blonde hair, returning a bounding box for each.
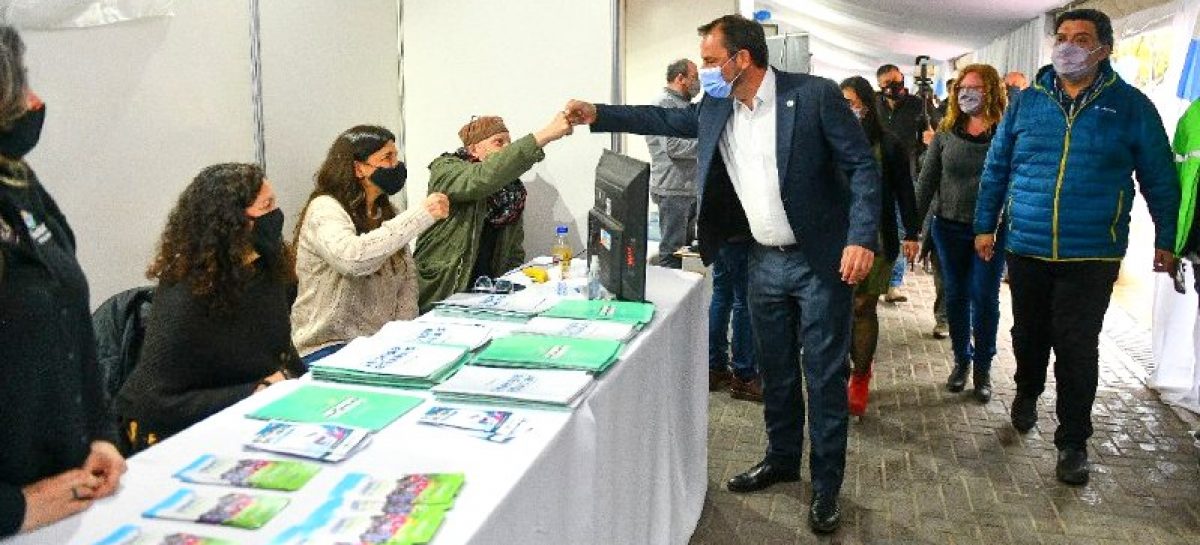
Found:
[939,63,1006,133]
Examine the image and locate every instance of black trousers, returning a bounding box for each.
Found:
[1006,254,1120,450]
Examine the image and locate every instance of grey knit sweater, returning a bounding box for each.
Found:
[916,128,993,225]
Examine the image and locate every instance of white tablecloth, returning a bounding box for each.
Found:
[7,266,709,545]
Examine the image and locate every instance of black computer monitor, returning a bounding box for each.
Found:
[587,149,649,302]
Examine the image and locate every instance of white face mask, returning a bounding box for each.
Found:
[957,88,984,116]
[1052,42,1104,83]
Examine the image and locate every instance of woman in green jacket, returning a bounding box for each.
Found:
[415,113,573,311]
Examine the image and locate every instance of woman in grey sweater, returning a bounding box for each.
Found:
[916,64,1008,403]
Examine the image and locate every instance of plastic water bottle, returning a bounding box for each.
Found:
[550,224,573,278]
[587,255,603,300]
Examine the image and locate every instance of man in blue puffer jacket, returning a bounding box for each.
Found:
[974,8,1180,487]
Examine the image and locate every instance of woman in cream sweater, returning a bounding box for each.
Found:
[291,125,449,364]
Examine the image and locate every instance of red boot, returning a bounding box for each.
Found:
[848,370,872,416]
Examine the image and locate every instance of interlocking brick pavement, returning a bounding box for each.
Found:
[691,268,1200,545]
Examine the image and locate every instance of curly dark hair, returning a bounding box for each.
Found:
[294,125,397,246]
[148,163,292,310]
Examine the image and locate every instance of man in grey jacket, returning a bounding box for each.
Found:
[646,58,700,268]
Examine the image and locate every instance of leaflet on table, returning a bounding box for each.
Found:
[271,473,464,545]
[416,405,531,443]
[143,489,289,530]
[437,290,556,315]
[93,525,235,545]
[431,366,595,406]
[516,316,637,341]
[376,320,494,350]
[175,454,320,491]
[314,336,469,378]
[245,421,372,463]
[247,384,424,431]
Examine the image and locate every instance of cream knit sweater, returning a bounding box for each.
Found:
[291,195,436,357]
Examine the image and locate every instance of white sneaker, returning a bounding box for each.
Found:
[932,321,949,339]
[884,287,908,303]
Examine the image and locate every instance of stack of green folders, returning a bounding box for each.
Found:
[310,336,471,389]
[470,334,623,375]
[539,299,655,326]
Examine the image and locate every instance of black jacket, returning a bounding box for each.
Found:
[92,286,155,417]
[876,133,921,262]
[0,164,117,537]
[876,92,929,158]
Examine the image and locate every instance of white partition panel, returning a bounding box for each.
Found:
[257,0,403,233]
[20,0,258,306]
[402,0,616,256]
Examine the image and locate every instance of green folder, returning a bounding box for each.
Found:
[540,300,655,325]
[471,335,621,374]
[247,384,424,431]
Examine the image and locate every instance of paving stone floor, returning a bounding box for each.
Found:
[689,268,1200,545]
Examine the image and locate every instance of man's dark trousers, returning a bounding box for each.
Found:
[1006,253,1120,450]
[749,244,852,497]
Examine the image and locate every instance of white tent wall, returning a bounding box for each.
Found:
[621,0,735,163]
[18,0,406,308]
[257,0,402,232]
[20,0,258,308]
[969,14,1051,80]
[401,0,615,258]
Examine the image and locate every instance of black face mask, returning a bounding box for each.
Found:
[882,81,907,99]
[0,106,46,159]
[251,208,284,263]
[369,162,407,195]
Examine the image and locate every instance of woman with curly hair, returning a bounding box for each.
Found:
[0,25,126,536]
[114,163,305,453]
[840,76,921,417]
[290,125,449,364]
[915,63,1008,403]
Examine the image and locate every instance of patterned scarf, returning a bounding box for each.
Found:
[453,148,527,226]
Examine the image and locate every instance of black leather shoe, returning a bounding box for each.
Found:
[946,362,969,393]
[972,370,992,403]
[808,494,840,534]
[1056,448,1089,485]
[1010,393,1038,432]
[726,459,800,493]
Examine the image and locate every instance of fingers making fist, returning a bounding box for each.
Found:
[424,193,450,220]
[840,245,875,285]
[563,99,597,126]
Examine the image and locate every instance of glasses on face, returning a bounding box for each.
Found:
[472,276,525,294]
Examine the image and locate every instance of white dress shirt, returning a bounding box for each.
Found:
[716,68,796,246]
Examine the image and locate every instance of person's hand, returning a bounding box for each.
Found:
[1154,249,1178,273]
[82,441,126,499]
[534,111,574,147]
[975,234,996,262]
[563,99,597,126]
[255,370,286,393]
[902,240,920,264]
[922,127,936,146]
[19,469,99,532]
[840,245,875,285]
[424,193,450,220]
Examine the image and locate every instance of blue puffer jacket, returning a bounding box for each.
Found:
[974,61,1179,260]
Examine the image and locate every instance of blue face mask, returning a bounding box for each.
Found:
[698,56,744,99]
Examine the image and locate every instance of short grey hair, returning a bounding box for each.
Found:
[0,26,26,130]
[665,58,692,83]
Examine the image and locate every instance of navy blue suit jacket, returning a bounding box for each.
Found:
[592,69,881,274]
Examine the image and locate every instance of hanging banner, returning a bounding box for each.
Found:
[0,0,174,29]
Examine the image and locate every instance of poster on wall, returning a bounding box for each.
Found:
[1112,25,1175,95]
[0,0,174,29]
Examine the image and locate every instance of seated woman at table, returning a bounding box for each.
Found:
[114,163,306,454]
[290,125,450,364]
[414,113,573,312]
[0,25,126,536]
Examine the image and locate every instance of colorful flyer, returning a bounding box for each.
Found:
[341,473,465,508]
[246,421,372,463]
[175,455,320,491]
[416,406,512,433]
[93,525,236,545]
[143,489,290,530]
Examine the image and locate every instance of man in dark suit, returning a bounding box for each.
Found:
[565,14,880,534]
